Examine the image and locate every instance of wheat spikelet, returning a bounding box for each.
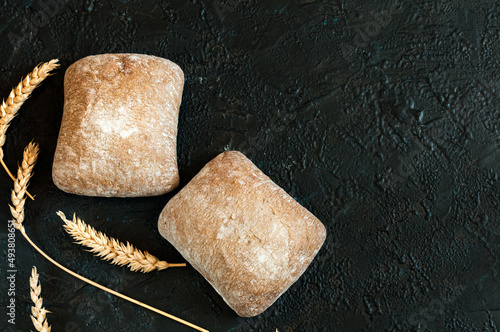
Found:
[0,59,59,159]
[0,59,59,119]
[10,142,39,229]
[29,266,52,332]
[0,59,58,200]
[57,212,186,273]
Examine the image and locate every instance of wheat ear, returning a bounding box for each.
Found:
[10,145,208,332]
[57,212,186,273]
[0,59,59,201]
[10,142,39,229]
[30,266,52,332]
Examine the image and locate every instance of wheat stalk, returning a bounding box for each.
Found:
[9,144,207,332]
[0,59,59,200]
[30,266,52,332]
[57,211,186,273]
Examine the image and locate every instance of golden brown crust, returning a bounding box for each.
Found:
[158,151,326,317]
[52,54,184,197]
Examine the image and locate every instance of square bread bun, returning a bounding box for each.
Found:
[52,53,184,197]
[158,151,326,317]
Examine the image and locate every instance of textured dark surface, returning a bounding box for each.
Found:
[0,0,499,331]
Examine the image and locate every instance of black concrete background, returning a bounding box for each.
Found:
[1,0,500,331]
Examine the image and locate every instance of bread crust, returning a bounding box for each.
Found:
[52,53,184,197]
[158,151,326,317]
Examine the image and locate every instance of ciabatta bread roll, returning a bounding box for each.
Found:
[158,151,326,317]
[52,54,184,197]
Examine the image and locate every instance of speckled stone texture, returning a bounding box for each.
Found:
[158,151,326,317]
[53,53,184,197]
[0,0,499,331]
